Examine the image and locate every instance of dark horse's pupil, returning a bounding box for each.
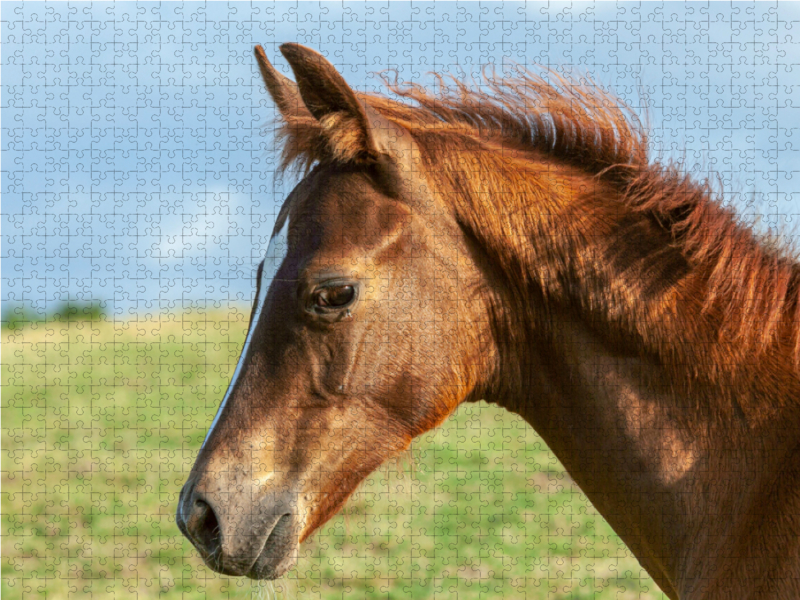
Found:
[317,285,354,307]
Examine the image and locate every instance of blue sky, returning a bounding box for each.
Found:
[3,2,800,318]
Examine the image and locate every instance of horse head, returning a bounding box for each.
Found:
[176,43,491,579]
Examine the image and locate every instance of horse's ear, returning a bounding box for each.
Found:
[254,45,310,119]
[279,43,416,164]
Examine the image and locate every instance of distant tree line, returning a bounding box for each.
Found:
[2,302,108,330]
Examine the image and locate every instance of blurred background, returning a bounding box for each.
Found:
[3,2,800,599]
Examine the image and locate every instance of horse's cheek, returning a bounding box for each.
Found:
[320,334,357,395]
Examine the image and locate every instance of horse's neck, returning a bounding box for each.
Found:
[502,307,689,597]
[458,169,800,597]
[500,304,800,598]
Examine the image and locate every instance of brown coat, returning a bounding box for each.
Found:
[176,44,800,599]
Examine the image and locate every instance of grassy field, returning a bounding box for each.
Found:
[2,308,665,600]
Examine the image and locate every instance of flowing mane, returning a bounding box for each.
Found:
[275,67,800,380]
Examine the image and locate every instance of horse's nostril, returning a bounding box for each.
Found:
[192,498,222,557]
[261,512,294,557]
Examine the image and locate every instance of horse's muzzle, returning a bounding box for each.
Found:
[176,480,300,579]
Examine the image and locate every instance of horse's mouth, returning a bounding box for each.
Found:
[179,493,300,580]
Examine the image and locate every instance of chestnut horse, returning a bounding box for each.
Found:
[177,44,800,599]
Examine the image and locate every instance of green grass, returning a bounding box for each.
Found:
[2,308,665,599]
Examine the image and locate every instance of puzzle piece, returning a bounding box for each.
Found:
[3,3,800,599]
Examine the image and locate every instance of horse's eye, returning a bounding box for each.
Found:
[314,285,355,308]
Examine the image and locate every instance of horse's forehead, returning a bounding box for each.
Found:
[300,167,384,208]
[291,168,391,235]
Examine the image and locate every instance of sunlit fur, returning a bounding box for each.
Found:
[178,45,800,599]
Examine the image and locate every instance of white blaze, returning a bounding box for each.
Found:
[201,218,290,449]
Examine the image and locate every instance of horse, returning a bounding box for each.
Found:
[176,43,800,599]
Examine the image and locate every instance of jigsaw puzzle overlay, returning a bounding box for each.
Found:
[3,3,800,599]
